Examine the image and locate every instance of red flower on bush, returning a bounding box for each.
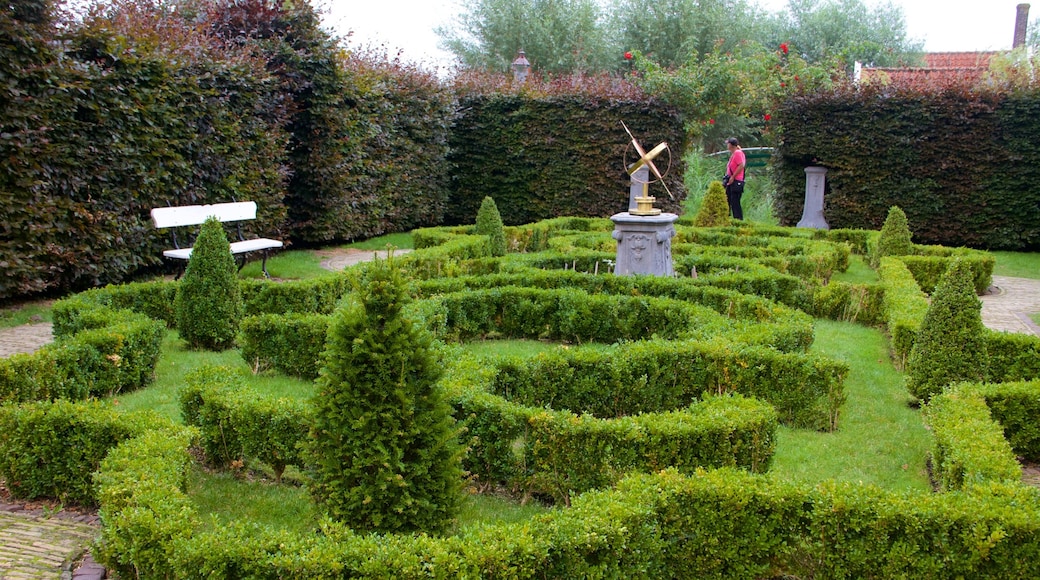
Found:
[708,119,715,125]
[624,51,633,60]
[764,114,772,121]
[780,43,789,55]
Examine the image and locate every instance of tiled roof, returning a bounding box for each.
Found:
[860,51,1002,85]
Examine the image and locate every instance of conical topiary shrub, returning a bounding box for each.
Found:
[306,256,463,534]
[906,259,988,402]
[475,196,507,256]
[694,180,730,227]
[873,206,913,267]
[175,216,242,351]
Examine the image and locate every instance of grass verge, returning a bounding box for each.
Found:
[770,318,933,491]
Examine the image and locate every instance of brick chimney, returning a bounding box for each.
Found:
[1014,4,1030,48]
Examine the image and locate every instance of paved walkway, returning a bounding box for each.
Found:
[0,263,1035,578]
[980,276,1040,336]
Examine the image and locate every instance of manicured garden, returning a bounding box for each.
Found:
[1,206,1038,577]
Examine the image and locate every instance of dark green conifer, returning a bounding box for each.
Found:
[873,206,913,266]
[906,259,989,401]
[475,196,507,257]
[306,257,463,534]
[174,217,242,350]
[694,181,731,227]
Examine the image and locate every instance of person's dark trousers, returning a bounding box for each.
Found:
[726,181,744,220]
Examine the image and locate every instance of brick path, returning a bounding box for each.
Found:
[0,259,1034,578]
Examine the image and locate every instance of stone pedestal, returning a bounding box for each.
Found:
[797,166,829,229]
[610,212,678,276]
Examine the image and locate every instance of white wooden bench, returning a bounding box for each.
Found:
[151,201,283,278]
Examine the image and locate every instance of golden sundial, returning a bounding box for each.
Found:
[622,121,673,216]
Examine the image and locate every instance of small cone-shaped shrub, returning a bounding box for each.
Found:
[873,206,913,266]
[306,257,463,534]
[694,181,730,227]
[475,196,507,256]
[906,259,988,402]
[175,217,242,351]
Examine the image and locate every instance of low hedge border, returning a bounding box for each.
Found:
[0,304,165,403]
[411,286,739,344]
[900,250,995,295]
[0,399,176,505]
[182,362,778,504]
[488,339,847,430]
[810,281,886,325]
[94,438,1040,580]
[412,269,814,352]
[973,379,1040,461]
[93,425,198,580]
[180,366,310,480]
[877,257,930,365]
[925,385,1022,492]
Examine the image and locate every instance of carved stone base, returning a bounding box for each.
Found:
[610,212,679,277]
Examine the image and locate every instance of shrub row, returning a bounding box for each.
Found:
[0,400,173,505]
[180,366,309,480]
[95,444,1040,579]
[489,339,847,430]
[877,257,930,364]
[93,425,197,579]
[412,286,738,345]
[411,268,815,352]
[924,386,1022,492]
[810,281,886,325]
[0,305,164,403]
[899,250,995,294]
[873,257,1040,381]
[182,362,777,504]
[974,380,1040,461]
[445,93,686,226]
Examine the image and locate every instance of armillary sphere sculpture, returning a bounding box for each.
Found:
[621,121,673,216]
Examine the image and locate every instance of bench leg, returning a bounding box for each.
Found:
[261,251,271,279]
[236,254,247,272]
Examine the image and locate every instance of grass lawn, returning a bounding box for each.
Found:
[771,319,932,491]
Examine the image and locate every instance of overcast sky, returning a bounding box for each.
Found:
[323,0,1034,71]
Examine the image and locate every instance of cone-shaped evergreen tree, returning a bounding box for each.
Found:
[475,196,507,257]
[906,259,988,402]
[873,206,913,266]
[306,257,463,534]
[694,181,731,227]
[175,217,242,350]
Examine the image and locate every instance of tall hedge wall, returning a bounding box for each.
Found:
[774,83,1040,250]
[445,77,687,226]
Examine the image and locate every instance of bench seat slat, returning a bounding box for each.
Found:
[161,238,283,261]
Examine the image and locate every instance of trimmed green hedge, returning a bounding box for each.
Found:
[180,366,309,480]
[974,380,1040,461]
[182,361,778,504]
[900,249,995,294]
[489,339,846,430]
[810,281,886,325]
[0,400,173,505]
[0,304,164,402]
[94,426,197,579]
[877,257,930,364]
[412,286,738,344]
[239,313,330,379]
[94,442,1040,580]
[925,387,1022,492]
[775,83,1040,250]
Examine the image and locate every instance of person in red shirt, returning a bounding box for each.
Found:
[724,137,746,220]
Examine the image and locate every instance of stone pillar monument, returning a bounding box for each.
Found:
[797,166,829,229]
[611,212,678,276]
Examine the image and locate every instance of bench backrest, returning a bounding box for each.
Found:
[151,201,258,229]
